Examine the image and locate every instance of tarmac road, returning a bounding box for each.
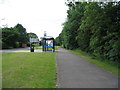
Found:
[0,46,42,53]
[56,47,118,88]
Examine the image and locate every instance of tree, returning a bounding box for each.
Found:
[2,27,19,48]
[27,32,38,38]
[60,2,86,49]
[77,2,120,62]
[57,1,120,62]
[2,23,29,48]
[14,24,29,45]
[55,33,64,46]
[101,2,120,61]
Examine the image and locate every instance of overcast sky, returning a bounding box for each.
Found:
[0,0,68,38]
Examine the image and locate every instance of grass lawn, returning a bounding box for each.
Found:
[0,53,2,89]
[2,52,56,88]
[69,49,120,76]
[28,46,58,50]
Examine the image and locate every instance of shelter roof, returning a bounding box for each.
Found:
[43,36,54,39]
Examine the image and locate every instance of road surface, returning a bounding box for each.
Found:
[56,47,118,88]
[0,46,42,53]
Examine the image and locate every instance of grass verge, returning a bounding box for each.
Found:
[29,46,58,50]
[69,49,120,76]
[2,52,56,88]
[0,53,2,89]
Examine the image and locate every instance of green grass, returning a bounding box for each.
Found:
[34,48,42,50]
[0,53,2,89]
[69,49,120,76]
[45,47,58,51]
[2,52,56,88]
[29,46,58,50]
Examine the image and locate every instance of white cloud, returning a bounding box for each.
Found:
[0,0,68,38]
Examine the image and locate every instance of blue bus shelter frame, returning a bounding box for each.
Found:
[42,36,55,52]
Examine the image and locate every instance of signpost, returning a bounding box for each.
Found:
[29,38,39,43]
[29,38,39,52]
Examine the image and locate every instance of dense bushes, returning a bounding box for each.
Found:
[2,24,29,49]
[55,2,120,62]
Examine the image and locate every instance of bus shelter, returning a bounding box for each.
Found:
[42,36,55,52]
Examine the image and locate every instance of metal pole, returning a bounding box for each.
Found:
[29,38,31,49]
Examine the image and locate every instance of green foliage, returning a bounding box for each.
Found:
[56,1,120,63]
[2,28,20,49]
[27,32,39,47]
[27,32,38,38]
[2,24,29,49]
[14,24,29,44]
[55,33,63,46]
[57,2,87,50]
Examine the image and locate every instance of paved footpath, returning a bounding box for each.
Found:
[56,47,118,88]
